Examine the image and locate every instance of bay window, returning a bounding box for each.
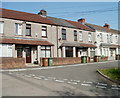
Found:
[41,46,51,57]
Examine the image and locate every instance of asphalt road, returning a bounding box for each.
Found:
[1,60,120,96]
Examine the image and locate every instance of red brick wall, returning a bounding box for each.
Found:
[52,57,81,66]
[101,56,108,62]
[0,57,25,69]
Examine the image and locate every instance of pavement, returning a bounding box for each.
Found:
[1,60,120,96]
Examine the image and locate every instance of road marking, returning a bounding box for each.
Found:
[55,80,64,83]
[39,76,45,77]
[63,79,68,81]
[111,87,120,90]
[83,81,93,84]
[96,85,106,89]
[70,80,80,83]
[29,74,35,76]
[33,77,42,80]
[112,85,118,87]
[24,75,31,77]
[67,81,77,85]
[81,83,91,86]
[97,83,107,86]
[43,78,49,80]
[48,77,56,79]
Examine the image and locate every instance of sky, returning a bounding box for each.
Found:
[1,2,119,30]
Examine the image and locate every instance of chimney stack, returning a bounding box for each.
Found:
[103,23,110,29]
[78,18,85,24]
[38,9,47,16]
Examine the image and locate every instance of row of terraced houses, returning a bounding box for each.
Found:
[0,8,120,68]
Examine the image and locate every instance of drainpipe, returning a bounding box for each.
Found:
[56,26,59,57]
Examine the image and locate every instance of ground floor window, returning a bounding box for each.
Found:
[17,48,23,58]
[90,48,95,58]
[0,44,12,57]
[65,47,73,57]
[41,46,51,57]
[118,48,120,54]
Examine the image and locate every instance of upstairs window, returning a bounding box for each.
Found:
[88,32,92,42]
[26,24,31,36]
[115,35,118,43]
[79,31,83,41]
[62,29,66,40]
[110,34,113,43]
[74,30,77,41]
[0,21,4,33]
[42,26,47,38]
[107,34,109,43]
[99,33,103,42]
[15,23,22,35]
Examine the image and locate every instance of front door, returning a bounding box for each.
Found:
[25,46,31,63]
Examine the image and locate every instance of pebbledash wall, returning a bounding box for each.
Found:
[0,8,120,68]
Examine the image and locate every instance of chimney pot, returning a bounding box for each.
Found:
[103,23,110,29]
[38,9,47,16]
[78,18,85,24]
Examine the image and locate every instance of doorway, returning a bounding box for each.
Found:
[25,46,31,63]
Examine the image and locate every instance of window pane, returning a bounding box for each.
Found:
[62,29,66,40]
[88,33,92,41]
[17,48,23,58]
[16,24,22,35]
[41,46,45,49]
[46,50,50,57]
[62,34,66,40]
[42,26,47,37]
[46,46,50,49]
[0,22,4,33]
[41,50,45,57]
[65,47,73,57]
[79,31,82,41]
[42,30,46,36]
[74,36,77,41]
[26,29,31,35]
[26,24,31,36]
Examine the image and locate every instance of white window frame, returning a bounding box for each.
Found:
[99,33,103,42]
[88,32,92,42]
[0,21,4,34]
[115,35,118,44]
[110,34,113,43]
[79,31,83,41]
[41,26,47,38]
[15,23,22,35]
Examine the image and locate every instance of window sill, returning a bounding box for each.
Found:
[42,36,48,38]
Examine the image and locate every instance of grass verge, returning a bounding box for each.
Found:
[99,68,120,81]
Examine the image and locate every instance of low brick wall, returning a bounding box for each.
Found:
[52,57,81,66]
[101,56,108,62]
[0,57,25,69]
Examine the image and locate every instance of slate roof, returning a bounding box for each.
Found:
[85,23,120,34]
[47,17,76,28]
